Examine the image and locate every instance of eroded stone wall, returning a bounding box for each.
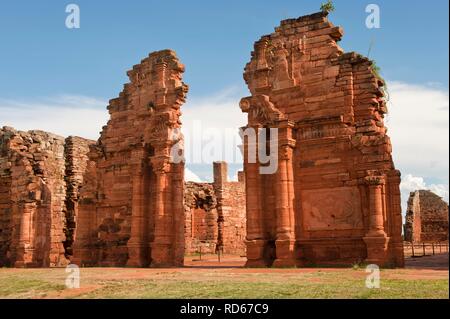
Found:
[184,182,218,254]
[72,50,188,267]
[184,163,247,256]
[404,190,449,243]
[213,162,246,255]
[0,127,67,267]
[63,136,95,258]
[241,12,404,267]
[0,127,95,267]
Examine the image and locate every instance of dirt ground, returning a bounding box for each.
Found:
[0,253,448,299]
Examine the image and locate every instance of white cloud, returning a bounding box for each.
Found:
[400,174,449,202]
[181,87,247,165]
[386,81,449,181]
[0,95,108,140]
[386,81,449,212]
[185,167,203,183]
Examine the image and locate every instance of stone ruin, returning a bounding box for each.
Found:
[72,50,188,267]
[184,162,246,256]
[0,12,407,268]
[240,11,404,267]
[404,190,449,243]
[0,128,93,267]
[0,51,247,268]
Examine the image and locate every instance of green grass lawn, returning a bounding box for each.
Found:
[77,278,448,299]
[0,267,447,299]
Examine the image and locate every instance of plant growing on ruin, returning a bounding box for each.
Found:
[371,60,390,102]
[320,0,335,13]
[265,39,274,55]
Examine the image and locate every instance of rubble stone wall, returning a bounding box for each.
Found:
[184,163,247,256]
[213,162,246,255]
[63,136,96,258]
[184,182,218,254]
[404,190,449,242]
[0,128,65,266]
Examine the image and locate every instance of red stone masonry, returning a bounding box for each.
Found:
[184,182,218,254]
[404,190,449,243]
[72,50,189,267]
[63,136,96,258]
[240,12,404,267]
[0,127,67,267]
[184,162,246,256]
[0,128,95,267]
[213,162,246,255]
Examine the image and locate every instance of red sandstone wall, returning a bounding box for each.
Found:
[0,127,67,267]
[217,181,246,255]
[0,129,13,266]
[184,182,218,254]
[184,169,246,256]
[241,12,403,267]
[214,162,246,256]
[63,136,95,259]
[72,50,188,267]
[404,190,449,242]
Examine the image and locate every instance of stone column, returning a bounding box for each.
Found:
[149,155,172,267]
[273,121,296,267]
[13,203,36,267]
[363,175,390,266]
[387,170,404,267]
[126,149,148,267]
[244,127,266,267]
[171,162,185,266]
[275,146,291,238]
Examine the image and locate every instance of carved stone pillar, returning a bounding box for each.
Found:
[387,170,404,267]
[275,146,291,239]
[126,149,148,267]
[14,203,34,267]
[149,155,172,267]
[363,175,390,266]
[273,121,296,267]
[171,161,185,266]
[244,127,266,267]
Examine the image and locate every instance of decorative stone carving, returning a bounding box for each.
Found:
[302,187,363,231]
[241,11,404,267]
[240,95,285,126]
[271,43,294,90]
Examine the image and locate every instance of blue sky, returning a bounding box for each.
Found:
[0,0,448,99]
[0,0,448,208]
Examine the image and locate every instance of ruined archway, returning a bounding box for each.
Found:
[72,50,189,267]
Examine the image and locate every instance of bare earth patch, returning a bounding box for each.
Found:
[0,254,447,299]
